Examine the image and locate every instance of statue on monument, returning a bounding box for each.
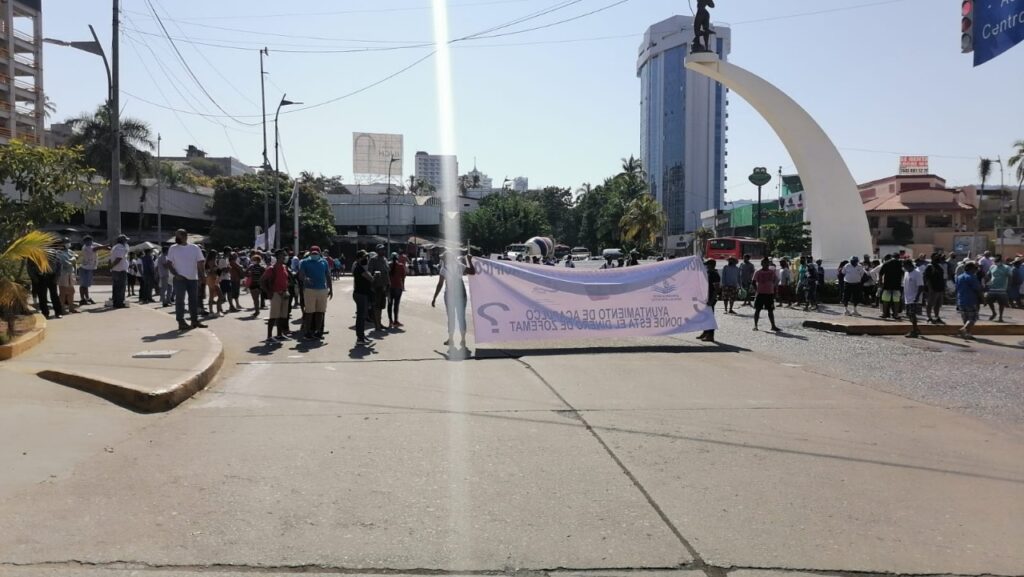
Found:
[691,0,716,53]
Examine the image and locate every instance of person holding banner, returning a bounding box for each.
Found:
[698,259,720,343]
[431,251,476,350]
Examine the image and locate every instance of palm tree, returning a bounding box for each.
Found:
[617,156,648,203]
[43,95,57,120]
[976,158,992,235]
[0,231,57,338]
[1009,139,1024,227]
[67,104,155,235]
[619,193,666,253]
[66,104,155,183]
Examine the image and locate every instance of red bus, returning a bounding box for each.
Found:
[705,237,767,261]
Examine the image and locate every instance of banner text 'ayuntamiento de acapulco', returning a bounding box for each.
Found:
[467,257,717,344]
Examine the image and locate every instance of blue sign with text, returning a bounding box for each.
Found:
[974,0,1024,66]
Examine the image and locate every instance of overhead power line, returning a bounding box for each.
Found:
[126,0,635,118]
[142,0,261,126]
[124,0,538,22]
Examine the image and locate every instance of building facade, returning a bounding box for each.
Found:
[415,151,458,193]
[510,176,528,193]
[859,174,978,254]
[638,15,731,235]
[462,166,494,199]
[1,0,43,146]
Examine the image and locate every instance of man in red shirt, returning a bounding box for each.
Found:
[752,258,782,332]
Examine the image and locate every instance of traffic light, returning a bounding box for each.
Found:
[962,0,975,54]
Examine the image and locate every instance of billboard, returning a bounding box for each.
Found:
[899,155,929,175]
[352,133,403,179]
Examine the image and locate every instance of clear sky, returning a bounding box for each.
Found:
[43,0,1023,202]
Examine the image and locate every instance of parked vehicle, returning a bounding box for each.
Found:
[705,237,767,261]
[570,247,591,261]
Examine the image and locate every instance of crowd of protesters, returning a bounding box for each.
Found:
[699,250,1024,342]
[29,229,480,349]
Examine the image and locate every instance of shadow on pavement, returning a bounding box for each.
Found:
[769,331,809,341]
[475,343,749,359]
[971,337,1024,350]
[247,341,283,356]
[142,330,188,342]
[348,344,377,359]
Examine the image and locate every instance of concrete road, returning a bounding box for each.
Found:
[1,277,1021,576]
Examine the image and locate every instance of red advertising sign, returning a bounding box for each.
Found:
[899,156,929,175]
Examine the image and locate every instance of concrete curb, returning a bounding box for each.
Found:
[0,314,46,361]
[37,330,225,413]
[803,319,1024,336]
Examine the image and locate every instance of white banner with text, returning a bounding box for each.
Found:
[468,257,716,344]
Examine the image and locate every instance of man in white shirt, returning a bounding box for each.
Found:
[108,235,130,308]
[902,259,924,338]
[78,235,108,306]
[841,256,866,316]
[165,229,208,331]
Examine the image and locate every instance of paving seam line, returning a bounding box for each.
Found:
[512,357,711,575]
[0,561,1017,577]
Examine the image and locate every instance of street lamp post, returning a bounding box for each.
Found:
[260,47,270,251]
[386,154,399,255]
[274,94,301,250]
[748,167,772,239]
[156,134,162,241]
[43,16,119,241]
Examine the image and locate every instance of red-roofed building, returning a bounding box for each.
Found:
[858,174,981,254]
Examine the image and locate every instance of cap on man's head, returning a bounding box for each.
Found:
[375,244,385,251]
[62,237,70,244]
[357,250,368,258]
[309,245,321,253]
[117,234,128,242]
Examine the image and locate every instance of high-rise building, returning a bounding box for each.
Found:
[511,176,528,193]
[415,151,458,194]
[638,15,731,235]
[1,0,43,146]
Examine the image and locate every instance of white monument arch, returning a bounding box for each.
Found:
[685,53,873,263]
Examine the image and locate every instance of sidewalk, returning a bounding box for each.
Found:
[2,288,223,412]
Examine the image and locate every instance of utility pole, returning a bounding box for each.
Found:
[108,0,121,242]
[996,156,1006,253]
[293,182,300,257]
[386,154,398,255]
[260,47,269,250]
[156,133,162,241]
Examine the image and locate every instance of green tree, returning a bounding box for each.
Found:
[759,210,811,256]
[0,230,58,337]
[285,172,339,250]
[462,192,550,254]
[1008,139,1024,226]
[619,193,665,253]
[524,186,576,245]
[207,174,274,249]
[0,141,101,240]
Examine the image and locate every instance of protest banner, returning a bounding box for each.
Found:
[468,257,717,344]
